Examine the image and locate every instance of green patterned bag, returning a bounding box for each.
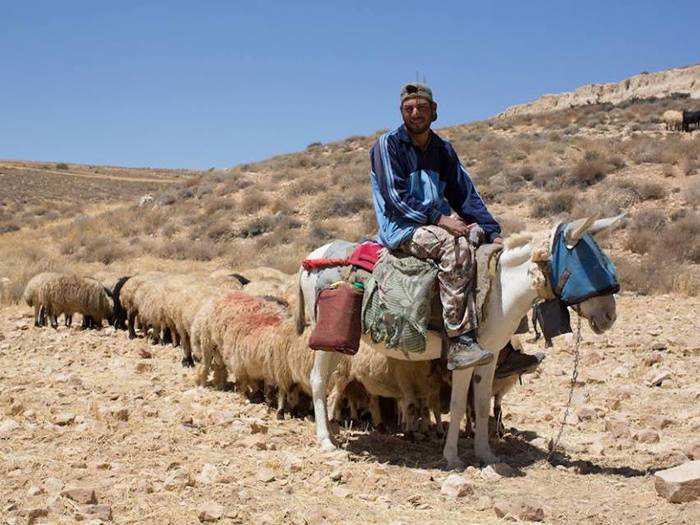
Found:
[361,250,438,354]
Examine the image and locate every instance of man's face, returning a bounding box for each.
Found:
[401,97,434,134]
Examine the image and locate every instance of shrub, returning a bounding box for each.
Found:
[240,190,269,214]
[532,166,565,190]
[661,213,700,263]
[238,216,275,238]
[312,194,371,219]
[566,157,611,187]
[55,162,69,170]
[531,191,575,218]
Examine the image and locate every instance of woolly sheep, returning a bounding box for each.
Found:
[23,272,62,326]
[662,110,683,131]
[39,274,113,329]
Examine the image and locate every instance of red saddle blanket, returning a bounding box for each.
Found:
[301,241,383,272]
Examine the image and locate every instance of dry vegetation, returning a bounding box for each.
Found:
[4,95,698,302]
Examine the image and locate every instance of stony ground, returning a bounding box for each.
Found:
[1,293,699,524]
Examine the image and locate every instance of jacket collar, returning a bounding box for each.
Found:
[397,124,437,150]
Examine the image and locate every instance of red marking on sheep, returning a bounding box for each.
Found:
[217,291,284,331]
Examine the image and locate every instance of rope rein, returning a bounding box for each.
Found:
[547,312,582,461]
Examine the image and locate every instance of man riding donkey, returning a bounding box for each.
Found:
[369,82,540,375]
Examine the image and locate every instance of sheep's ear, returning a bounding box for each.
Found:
[564,215,596,247]
[588,213,626,237]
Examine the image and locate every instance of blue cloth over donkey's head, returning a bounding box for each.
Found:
[549,223,620,305]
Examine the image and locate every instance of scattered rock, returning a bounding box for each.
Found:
[329,470,342,482]
[635,429,660,444]
[647,370,671,387]
[651,341,667,351]
[250,421,268,434]
[27,486,44,497]
[163,468,194,491]
[576,405,597,420]
[644,352,664,366]
[481,463,517,480]
[605,418,631,439]
[138,348,152,359]
[332,487,352,498]
[685,441,700,460]
[198,502,224,522]
[196,464,220,485]
[654,461,700,503]
[493,499,544,522]
[25,507,49,522]
[61,487,97,504]
[108,405,129,422]
[135,362,152,373]
[440,474,473,498]
[474,495,492,511]
[651,416,674,430]
[43,477,64,495]
[257,468,275,483]
[7,402,24,416]
[81,504,112,521]
[584,370,607,384]
[0,418,20,436]
[582,351,604,365]
[54,412,76,426]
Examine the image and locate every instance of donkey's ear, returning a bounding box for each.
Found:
[588,213,626,236]
[564,215,597,247]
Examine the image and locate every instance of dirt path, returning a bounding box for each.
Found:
[0,294,698,523]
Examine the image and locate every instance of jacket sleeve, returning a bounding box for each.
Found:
[370,134,442,225]
[443,144,502,241]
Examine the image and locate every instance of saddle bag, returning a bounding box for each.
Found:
[309,282,364,355]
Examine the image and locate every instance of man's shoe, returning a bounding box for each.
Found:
[447,335,494,371]
[495,345,545,379]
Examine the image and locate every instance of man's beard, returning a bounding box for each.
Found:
[403,118,431,135]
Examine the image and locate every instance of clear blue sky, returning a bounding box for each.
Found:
[1,1,697,169]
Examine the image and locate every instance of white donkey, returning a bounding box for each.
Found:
[300,215,622,469]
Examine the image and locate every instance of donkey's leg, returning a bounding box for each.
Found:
[444,367,473,470]
[311,351,341,451]
[473,358,499,464]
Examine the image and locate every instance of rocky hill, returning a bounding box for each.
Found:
[499,64,700,118]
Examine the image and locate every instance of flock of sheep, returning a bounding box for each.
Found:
[22,268,522,436]
[662,109,700,132]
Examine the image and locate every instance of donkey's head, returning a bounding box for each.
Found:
[529,214,625,334]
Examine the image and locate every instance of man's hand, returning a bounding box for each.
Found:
[492,237,504,244]
[436,215,474,237]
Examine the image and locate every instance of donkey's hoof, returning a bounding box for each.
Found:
[477,451,500,465]
[445,456,465,471]
[320,439,336,452]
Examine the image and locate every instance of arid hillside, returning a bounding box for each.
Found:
[500,63,700,118]
[1,94,698,304]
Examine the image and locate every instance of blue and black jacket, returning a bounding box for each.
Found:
[369,125,501,249]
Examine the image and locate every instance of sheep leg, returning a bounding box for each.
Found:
[65,314,72,327]
[368,395,383,430]
[443,367,473,470]
[181,333,195,368]
[472,358,499,465]
[128,311,137,339]
[276,389,286,420]
[311,351,342,451]
[33,304,42,327]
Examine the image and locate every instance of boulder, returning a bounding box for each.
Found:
[440,475,473,498]
[198,502,224,522]
[493,499,544,521]
[654,461,700,503]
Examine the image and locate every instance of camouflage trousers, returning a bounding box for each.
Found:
[400,225,478,338]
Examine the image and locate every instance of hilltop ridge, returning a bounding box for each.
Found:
[499,64,700,118]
